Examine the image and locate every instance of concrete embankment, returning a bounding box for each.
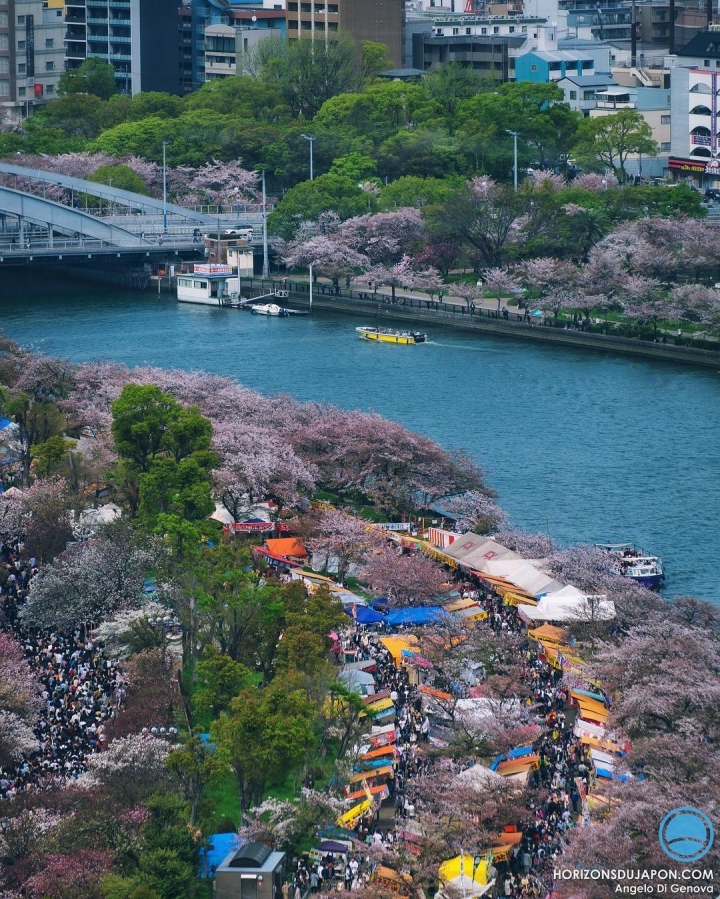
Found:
[244,278,720,370]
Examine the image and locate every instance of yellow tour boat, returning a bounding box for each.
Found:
[356,326,427,344]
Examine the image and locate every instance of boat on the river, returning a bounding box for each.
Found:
[251,303,287,316]
[595,543,665,588]
[356,326,427,345]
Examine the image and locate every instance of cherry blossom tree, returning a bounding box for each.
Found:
[528,168,566,191]
[21,523,163,629]
[0,632,41,717]
[514,257,578,302]
[0,710,37,768]
[572,172,619,191]
[186,159,259,206]
[494,528,555,557]
[620,275,680,332]
[359,545,447,606]
[442,489,507,533]
[307,510,379,581]
[25,851,112,899]
[212,419,316,519]
[366,254,442,303]
[281,234,369,294]
[85,733,171,803]
[92,601,169,658]
[338,208,425,265]
[479,267,519,313]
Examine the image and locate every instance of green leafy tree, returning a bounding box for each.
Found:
[254,33,358,118]
[111,384,214,521]
[359,40,393,80]
[166,735,227,824]
[127,91,184,122]
[268,173,372,239]
[329,152,377,181]
[212,682,317,811]
[30,434,73,478]
[89,163,148,195]
[192,651,253,719]
[58,58,118,100]
[572,109,659,183]
[380,175,462,210]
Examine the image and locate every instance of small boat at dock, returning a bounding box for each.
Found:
[356,326,427,345]
[595,543,665,588]
[251,303,287,316]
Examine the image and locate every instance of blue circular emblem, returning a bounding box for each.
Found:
[659,807,714,863]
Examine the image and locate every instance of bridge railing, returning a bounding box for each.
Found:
[0,233,201,254]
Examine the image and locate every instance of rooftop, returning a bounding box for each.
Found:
[675,31,720,58]
[559,73,617,84]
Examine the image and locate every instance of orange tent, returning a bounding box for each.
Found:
[265,537,307,558]
[496,756,540,776]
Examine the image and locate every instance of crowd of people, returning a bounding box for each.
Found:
[0,534,124,801]
[327,571,599,899]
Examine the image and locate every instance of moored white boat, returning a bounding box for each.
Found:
[595,543,665,588]
[251,303,287,316]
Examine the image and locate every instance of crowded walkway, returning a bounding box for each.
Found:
[0,535,124,801]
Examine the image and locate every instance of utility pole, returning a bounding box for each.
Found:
[505,130,520,192]
[162,140,168,233]
[261,169,269,279]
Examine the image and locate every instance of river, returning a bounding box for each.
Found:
[2,271,719,601]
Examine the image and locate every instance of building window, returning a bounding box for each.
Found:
[46,61,55,71]
[569,90,577,99]
[45,38,54,49]
[530,64,537,71]
[583,90,595,100]
[661,142,671,151]
[509,25,515,32]
[481,27,487,34]
[0,79,10,97]
[17,62,25,74]
[452,27,459,34]
[493,26,499,33]
[661,114,670,124]
[704,59,710,66]
[17,15,25,25]
[466,27,471,34]
[17,40,25,51]
[0,12,8,27]
[0,58,7,74]
[47,84,54,94]
[18,86,25,96]
[0,35,7,52]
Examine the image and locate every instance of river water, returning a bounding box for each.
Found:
[2,271,719,601]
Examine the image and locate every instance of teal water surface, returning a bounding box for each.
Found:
[2,271,719,601]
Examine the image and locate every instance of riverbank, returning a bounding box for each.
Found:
[240,277,720,370]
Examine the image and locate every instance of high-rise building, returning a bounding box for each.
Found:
[0,0,66,119]
[65,0,180,96]
[286,0,405,67]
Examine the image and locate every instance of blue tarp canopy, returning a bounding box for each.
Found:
[0,418,13,430]
[508,745,534,759]
[385,607,445,627]
[200,833,245,877]
[345,605,385,624]
[370,597,390,610]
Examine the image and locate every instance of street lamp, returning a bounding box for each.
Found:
[505,130,520,193]
[162,140,168,233]
[301,133,316,181]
